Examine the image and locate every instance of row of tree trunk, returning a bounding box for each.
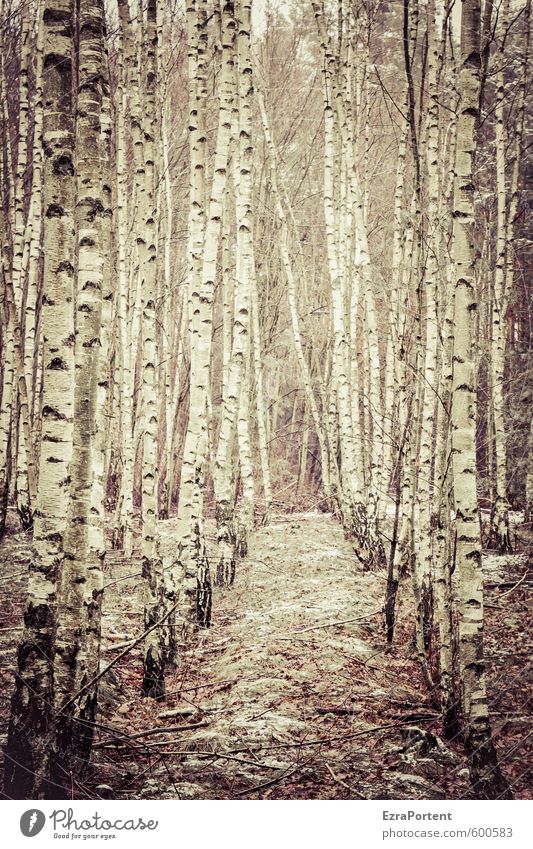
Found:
[1,0,529,800]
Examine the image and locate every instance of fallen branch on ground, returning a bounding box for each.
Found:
[57,599,183,714]
[315,706,352,716]
[290,611,382,634]
[498,571,529,597]
[142,748,283,770]
[225,717,437,755]
[93,721,209,748]
[235,756,315,796]
[158,707,198,719]
[325,762,365,798]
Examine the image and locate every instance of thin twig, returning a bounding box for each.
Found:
[93,721,209,748]
[225,718,436,755]
[289,611,381,634]
[57,599,182,714]
[102,571,142,590]
[235,756,314,796]
[325,762,365,798]
[146,748,282,769]
[498,571,529,598]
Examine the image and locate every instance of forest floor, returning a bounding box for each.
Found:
[0,508,531,800]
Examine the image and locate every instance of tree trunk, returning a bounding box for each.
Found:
[53,0,109,790]
[488,0,511,553]
[4,0,76,799]
[257,89,332,509]
[451,0,511,800]
[138,0,166,700]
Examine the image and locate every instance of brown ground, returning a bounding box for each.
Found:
[0,508,531,799]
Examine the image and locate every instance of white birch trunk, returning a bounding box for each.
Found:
[5,0,76,799]
[53,0,109,785]
[451,0,511,799]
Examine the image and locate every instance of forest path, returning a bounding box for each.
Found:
[100,512,469,800]
[0,510,529,798]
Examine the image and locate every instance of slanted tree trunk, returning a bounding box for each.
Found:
[257,89,332,509]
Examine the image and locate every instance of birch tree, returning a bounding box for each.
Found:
[450,0,511,799]
[312,0,385,569]
[138,0,166,699]
[5,0,76,798]
[488,0,512,552]
[172,0,222,636]
[53,0,109,785]
[257,89,333,509]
